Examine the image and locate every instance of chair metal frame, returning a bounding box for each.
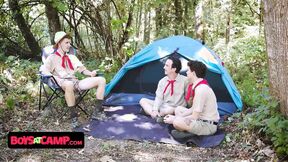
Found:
[38,74,90,119]
[38,46,90,119]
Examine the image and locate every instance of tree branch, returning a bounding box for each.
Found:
[29,12,45,27]
[244,0,260,17]
[110,0,122,20]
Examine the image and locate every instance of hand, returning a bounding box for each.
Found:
[163,115,175,124]
[90,70,97,77]
[184,118,192,126]
[151,110,159,118]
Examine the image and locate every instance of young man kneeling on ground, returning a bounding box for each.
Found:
[164,60,220,138]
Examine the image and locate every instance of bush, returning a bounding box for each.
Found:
[241,94,288,157]
[223,36,288,157]
[0,56,40,119]
[223,36,268,107]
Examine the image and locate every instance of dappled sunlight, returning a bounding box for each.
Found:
[107,126,125,135]
[114,114,138,122]
[157,47,170,58]
[105,106,124,112]
[134,122,159,130]
[160,137,180,144]
[133,152,155,161]
[127,96,135,102]
[197,47,218,64]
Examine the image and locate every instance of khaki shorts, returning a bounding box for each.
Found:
[187,120,217,136]
[57,78,81,92]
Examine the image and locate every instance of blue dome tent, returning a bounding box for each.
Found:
[104,36,242,116]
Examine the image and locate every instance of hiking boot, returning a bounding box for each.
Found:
[171,130,195,139]
[90,105,106,120]
[71,117,80,129]
[91,100,106,120]
[156,116,164,123]
[139,108,147,115]
[91,110,106,120]
[69,106,80,129]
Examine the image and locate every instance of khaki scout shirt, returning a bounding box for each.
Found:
[40,53,84,86]
[153,74,188,111]
[191,83,220,122]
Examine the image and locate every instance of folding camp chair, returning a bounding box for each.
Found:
[38,45,90,119]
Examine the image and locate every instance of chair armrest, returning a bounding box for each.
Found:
[39,74,61,89]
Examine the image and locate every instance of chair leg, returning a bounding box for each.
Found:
[76,105,89,116]
[39,82,43,111]
[75,90,90,117]
[57,107,70,121]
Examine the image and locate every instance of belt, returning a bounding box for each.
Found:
[198,119,218,125]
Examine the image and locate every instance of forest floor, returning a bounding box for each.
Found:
[0,103,277,162]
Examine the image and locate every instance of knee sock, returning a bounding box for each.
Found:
[69,106,78,118]
[94,100,104,112]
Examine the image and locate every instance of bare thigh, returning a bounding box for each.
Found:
[173,116,192,131]
[159,104,175,116]
[175,106,189,116]
[78,77,105,90]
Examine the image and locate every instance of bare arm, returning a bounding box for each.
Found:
[78,66,97,77]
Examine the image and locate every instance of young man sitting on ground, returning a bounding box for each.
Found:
[139,55,188,122]
[164,60,220,138]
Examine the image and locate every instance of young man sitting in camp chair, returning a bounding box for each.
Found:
[139,56,188,122]
[163,60,220,138]
[40,31,106,128]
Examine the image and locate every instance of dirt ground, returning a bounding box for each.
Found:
[0,105,277,162]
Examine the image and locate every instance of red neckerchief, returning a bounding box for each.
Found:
[185,79,209,102]
[163,80,176,96]
[55,51,74,70]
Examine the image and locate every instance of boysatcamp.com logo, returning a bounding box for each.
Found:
[8,132,84,148]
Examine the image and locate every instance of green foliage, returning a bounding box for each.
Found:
[111,18,126,31]
[51,0,68,12]
[221,36,268,107]
[232,0,260,26]
[81,58,119,83]
[241,96,288,157]
[6,96,15,110]
[222,36,288,157]
[0,55,40,118]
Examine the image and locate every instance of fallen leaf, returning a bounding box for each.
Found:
[78,149,84,155]
[100,155,115,162]
[54,120,59,125]
[88,136,95,140]
[83,127,91,132]
[256,139,264,148]
[261,146,274,157]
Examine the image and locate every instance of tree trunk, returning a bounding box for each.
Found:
[195,0,205,42]
[155,6,163,37]
[104,0,114,58]
[0,31,37,60]
[183,0,189,35]
[8,0,41,57]
[225,10,231,44]
[44,1,61,44]
[259,0,264,35]
[263,0,288,116]
[174,0,182,35]
[134,0,143,52]
[118,0,135,50]
[143,3,150,44]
